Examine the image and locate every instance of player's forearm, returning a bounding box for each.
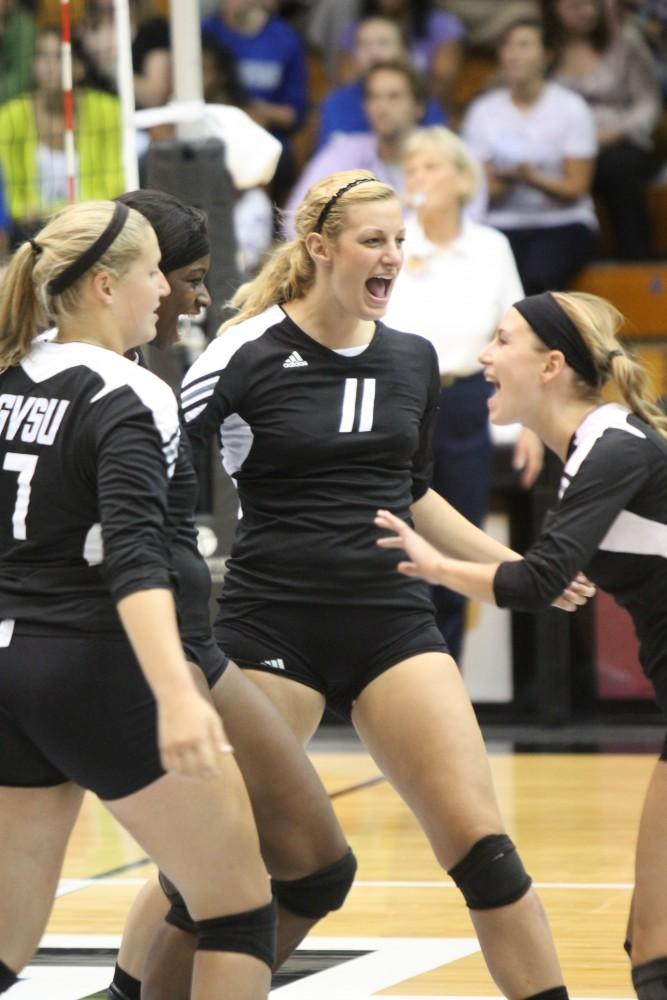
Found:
[117,589,198,702]
[431,556,499,604]
[411,488,521,564]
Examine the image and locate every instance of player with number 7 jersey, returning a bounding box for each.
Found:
[0,344,180,633]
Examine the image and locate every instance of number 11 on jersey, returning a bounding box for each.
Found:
[339,378,376,433]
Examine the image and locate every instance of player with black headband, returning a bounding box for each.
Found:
[180,170,595,1000]
[0,199,276,998]
[106,190,355,1000]
[375,290,667,1000]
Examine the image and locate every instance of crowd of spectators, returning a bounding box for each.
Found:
[0,0,664,275]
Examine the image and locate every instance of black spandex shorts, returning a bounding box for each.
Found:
[0,630,165,799]
[214,601,448,720]
[182,633,229,689]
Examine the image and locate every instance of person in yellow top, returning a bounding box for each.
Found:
[0,27,124,244]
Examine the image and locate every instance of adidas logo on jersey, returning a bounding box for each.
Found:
[261,658,286,670]
[283,351,308,369]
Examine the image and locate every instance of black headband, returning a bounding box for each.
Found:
[48,201,130,296]
[313,177,378,234]
[513,292,599,387]
[160,229,211,274]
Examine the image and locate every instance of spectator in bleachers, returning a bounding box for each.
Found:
[384,125,539,661]
[624,0,667,101]
[0,27,124,245]
[74,0,117,92]
[131,10,171,110]
[201,37,275,278]
[542,0,661,259]
[283,60,424,236]
[335,0,465,114]
[306,0,363,83]
[0,0,35,105]
[441,0,540,53]
[462,17,598,293]
[202,0,308,205]
[316,15,447,150]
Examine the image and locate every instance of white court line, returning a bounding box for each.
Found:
[5,967,114,998]
[30,937,634,1000]
[269,937,479,997]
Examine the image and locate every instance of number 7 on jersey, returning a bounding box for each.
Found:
[3,452,38,540]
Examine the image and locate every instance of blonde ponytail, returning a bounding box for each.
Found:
[219,238,315,334]
[0,243,47,369]
[552,291,667,440]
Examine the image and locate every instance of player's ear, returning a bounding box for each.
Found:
[541,349,566,383]
[304,231,332,266]
[89,269,114,306]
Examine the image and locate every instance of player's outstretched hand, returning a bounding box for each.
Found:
[375,508,445,585]
[157,691,232,779]
[551,572,596,612]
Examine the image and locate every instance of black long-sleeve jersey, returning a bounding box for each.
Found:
[180,305,440,607]
[167,434,214,637]
[0,340,180,635]
[31,328,211,638]
[494,404,667,681]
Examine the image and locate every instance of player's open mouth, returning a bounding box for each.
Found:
[365,276,393,303]
[484,373,500,406]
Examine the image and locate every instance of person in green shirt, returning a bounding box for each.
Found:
[0,1,36,104]
[0,26,124,244]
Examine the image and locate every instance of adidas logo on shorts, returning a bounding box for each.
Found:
[261,658,286,670]
[283,351,308,369]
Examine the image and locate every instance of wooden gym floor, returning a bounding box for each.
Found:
[7,728,662,998]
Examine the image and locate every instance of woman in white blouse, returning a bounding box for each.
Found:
[385,125,542,661]
[461,17,599,292]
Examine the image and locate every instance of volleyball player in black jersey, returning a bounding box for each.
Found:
[0,200,276,999]
[106,190,354,1000]
[375,290,667,1000]
[179,170,596,1000]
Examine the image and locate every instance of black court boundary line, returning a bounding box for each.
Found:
[73,855,153,883]
[71,775,387,889]
[329,774,386,799]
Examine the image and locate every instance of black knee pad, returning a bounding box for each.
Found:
[272,847,357,919]
[108,963,141,1000]
[196,899,277,970]
[447,833,532,910]
[632,956,667,1000]
[158,870,196,935]
[0,960,18,993]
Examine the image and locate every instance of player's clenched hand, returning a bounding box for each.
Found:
[157,691,232,779]
[375,508,445,584]
[551,572,596,612]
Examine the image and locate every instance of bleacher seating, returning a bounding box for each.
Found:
[572,259,667,396]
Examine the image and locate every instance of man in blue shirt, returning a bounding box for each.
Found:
[317,16,447,150]
[202,0,307,203]
[202,0,307,135]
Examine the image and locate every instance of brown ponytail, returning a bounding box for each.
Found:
[552,291,667,440]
